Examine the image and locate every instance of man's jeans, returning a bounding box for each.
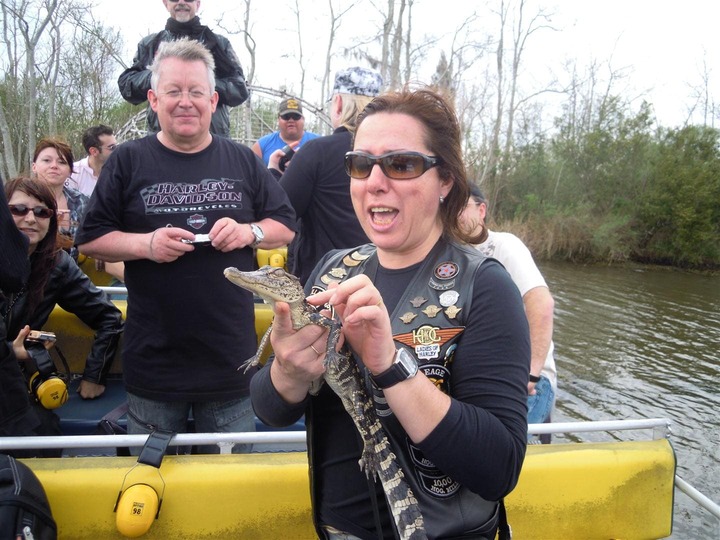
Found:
[126,392,255,454]
[527,375,555,443]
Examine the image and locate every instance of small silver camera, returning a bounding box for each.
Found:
[181,233,212,245]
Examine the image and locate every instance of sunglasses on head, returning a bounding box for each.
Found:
[9,204,54,219]
[281,113,302,121]
[344,151,441,180]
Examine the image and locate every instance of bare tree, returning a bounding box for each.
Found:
[320,0,355,103]
[291,0,307,95]
[379,0,394,83]
[685,51,717,128]
[0,0,59,175]
[214,1,256,84]
[242,0,256,84]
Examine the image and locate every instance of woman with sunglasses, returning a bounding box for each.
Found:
[2,177,123,414]
[0,180,37,453]
[31,137,90,261]
[250,89,530,540]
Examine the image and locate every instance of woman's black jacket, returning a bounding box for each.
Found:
[2,250,123,385]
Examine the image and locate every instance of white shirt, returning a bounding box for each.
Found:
[476,230,557,387]
[66,157,97,197]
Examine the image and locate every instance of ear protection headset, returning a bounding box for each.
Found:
[114,429,173,538]
[28,371,68,409]
[269,252,286,268]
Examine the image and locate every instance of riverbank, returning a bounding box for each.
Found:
[496,215,720,272]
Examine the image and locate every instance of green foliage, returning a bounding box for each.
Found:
[487,98,720,269]
[634,126,720,267]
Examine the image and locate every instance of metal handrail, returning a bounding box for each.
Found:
[99,286,127,294]
[0,431,305,451]
[0,419,672,451]
[675,475,720,520]
[1,418,716,520]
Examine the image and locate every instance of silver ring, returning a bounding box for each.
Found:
[311,345,321,355]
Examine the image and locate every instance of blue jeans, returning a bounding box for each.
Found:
[126,393,255,454]
[527,375,555,443]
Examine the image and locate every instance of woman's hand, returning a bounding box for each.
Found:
[12,325,31,361]
[269,301,330,403]
[308,275,397,376]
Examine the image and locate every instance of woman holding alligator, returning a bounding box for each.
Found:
[250,89,530,539]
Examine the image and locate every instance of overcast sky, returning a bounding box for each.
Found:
[94,0,719,128]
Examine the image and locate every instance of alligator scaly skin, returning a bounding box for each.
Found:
[224,266,426,540]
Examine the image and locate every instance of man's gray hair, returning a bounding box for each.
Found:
[150,38,216,92]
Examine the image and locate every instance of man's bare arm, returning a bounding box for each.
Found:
[79,228,195,264]
[523,285,554,386]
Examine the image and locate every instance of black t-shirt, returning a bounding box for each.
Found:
[77,135,296,401]
[279,128,369,285]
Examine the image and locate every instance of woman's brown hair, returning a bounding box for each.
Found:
[32,137,75,169]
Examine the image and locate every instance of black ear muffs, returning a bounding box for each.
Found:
[28,371,68,409]
[114,429,174,538]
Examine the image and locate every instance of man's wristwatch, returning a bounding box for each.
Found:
[370,348,418,389]
[249,223,264,248]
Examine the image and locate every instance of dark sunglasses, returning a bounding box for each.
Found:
[281,113,302,121]
[167,0,196,3]
[9,204,54,219]
[344,151,441,180]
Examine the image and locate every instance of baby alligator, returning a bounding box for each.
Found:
[224,265,426,540]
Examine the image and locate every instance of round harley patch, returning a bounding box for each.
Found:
[434,262,458,280]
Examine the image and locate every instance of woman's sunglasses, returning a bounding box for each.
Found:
[9,204,55,219]
[344,151,441,180]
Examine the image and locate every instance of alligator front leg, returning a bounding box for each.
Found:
[239,324,273,373]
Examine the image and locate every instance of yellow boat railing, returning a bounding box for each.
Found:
[0,418,694,539]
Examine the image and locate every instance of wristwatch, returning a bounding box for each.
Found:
[249,223,264,248]
[370,348,418,389]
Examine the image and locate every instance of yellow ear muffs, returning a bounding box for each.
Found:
[114,429,173,538]
[269,252,286,268]
[115,483,159,538]
[29,372,68,409]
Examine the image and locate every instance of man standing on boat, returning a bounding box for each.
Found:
[118,0,248,137]
[460,184,557,443]
[77,39,296,453]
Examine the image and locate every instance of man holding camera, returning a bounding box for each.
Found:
[78,40,296,454]
[251,98,319,167]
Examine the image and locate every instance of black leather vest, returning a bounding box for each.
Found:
[309,239,500,539]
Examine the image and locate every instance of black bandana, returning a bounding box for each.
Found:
[165,16,205,39]
[161,17,236,79]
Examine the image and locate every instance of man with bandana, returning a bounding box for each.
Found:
[118,0,248,137]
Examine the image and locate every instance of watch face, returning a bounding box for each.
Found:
[371,348,419,389]
[395,348,419,378]
[251,224,264,245]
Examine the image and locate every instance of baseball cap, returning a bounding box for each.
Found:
[469,184,486,202]
[332,67,383,97]
[278,98,303,116]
